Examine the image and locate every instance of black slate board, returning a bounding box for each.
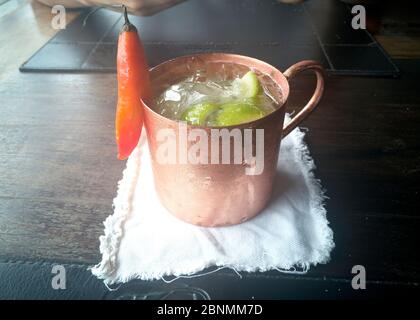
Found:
[20,0,399,76]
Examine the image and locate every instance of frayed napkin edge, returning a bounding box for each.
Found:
[91,127,335,285]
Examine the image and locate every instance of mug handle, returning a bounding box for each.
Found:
[281,60,325,138]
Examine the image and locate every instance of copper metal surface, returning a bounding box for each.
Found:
[143,53,325,227]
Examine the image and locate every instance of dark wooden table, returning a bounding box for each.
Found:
[0,0,419,299]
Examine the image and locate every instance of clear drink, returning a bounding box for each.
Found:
[154,62,280,127]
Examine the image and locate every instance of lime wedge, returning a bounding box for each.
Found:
[213,101,266,126]
[233,71,261,98]
[181,102,219,126]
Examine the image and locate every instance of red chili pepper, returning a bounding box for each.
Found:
[115,6,152,160]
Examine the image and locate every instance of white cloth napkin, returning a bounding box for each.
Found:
[92,125,334,284]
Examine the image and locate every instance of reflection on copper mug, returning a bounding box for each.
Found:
[143,53,325,227]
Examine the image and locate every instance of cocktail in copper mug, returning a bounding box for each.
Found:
[143,53,325,227]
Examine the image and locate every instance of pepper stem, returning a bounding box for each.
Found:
[120,5,136,33]
[123,5,129,25]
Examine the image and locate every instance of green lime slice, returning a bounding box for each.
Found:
[213,101,266,126]
[181,102,219,126]
[233,71,261,98]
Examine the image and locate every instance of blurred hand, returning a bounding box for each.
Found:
[89,0,185,16]
[36,0,185,16]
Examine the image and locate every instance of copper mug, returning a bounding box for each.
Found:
[143,53,325,227]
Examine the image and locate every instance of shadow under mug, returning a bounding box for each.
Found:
[142,53,325,227]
